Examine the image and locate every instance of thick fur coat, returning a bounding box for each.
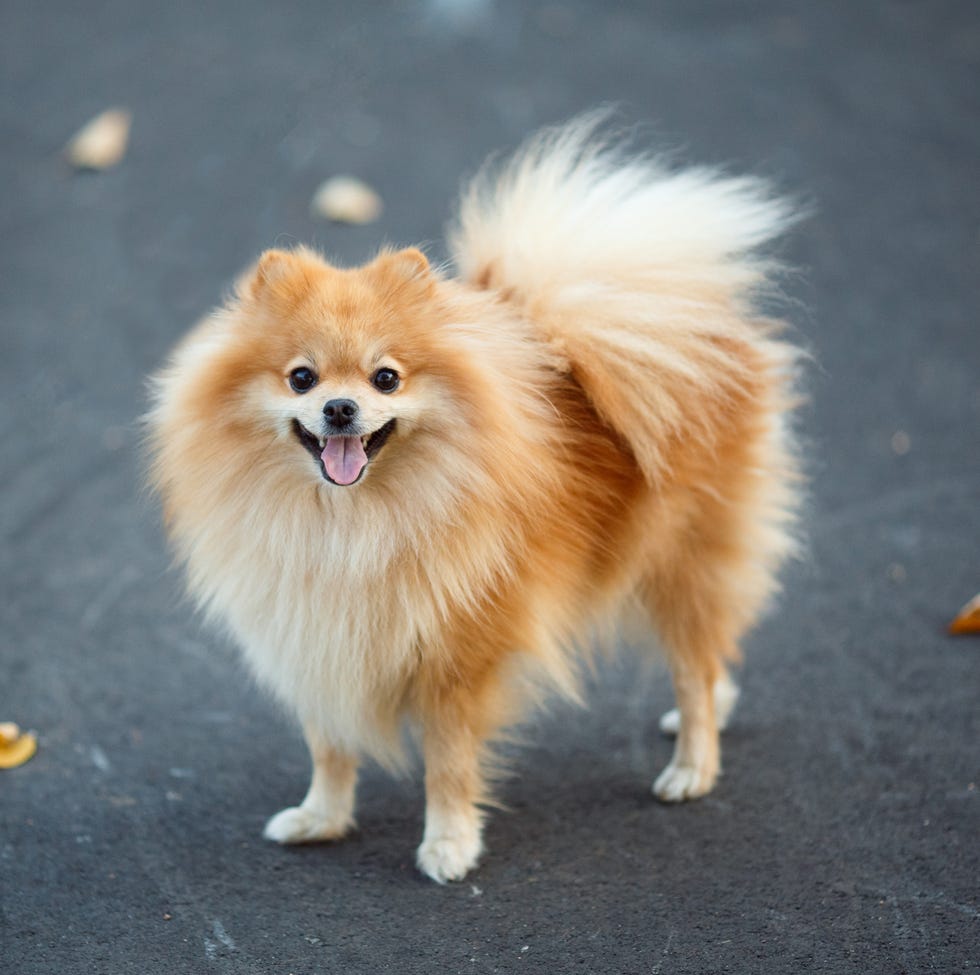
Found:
[148,119,802,882]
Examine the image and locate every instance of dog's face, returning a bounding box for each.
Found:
[204,246,465,489]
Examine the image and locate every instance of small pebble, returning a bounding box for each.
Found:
[890,430,910,455]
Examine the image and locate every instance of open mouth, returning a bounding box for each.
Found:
[292,418,396,486]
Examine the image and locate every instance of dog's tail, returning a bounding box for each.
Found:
[449,113,802,485]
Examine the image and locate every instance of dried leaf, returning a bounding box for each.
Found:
[66,108,132,170]
[949,593,980,635]
[0,722,37,769]
[311,176,383,224]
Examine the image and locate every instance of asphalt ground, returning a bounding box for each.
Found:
[1,2,978,973]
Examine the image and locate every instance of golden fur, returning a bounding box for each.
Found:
[147,119,802,882]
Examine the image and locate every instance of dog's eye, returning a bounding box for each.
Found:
[288,367,318,394]
[372,368,400,393]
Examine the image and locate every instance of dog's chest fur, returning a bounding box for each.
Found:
[192,496,429,756]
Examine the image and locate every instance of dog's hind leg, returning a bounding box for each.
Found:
[640,565,743,803]
[652,652,724,802]
[263,724,359,844]
[658,669,739,738]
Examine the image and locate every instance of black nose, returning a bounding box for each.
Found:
[323,398,359,429]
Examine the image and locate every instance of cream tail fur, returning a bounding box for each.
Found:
[451,115,799,485]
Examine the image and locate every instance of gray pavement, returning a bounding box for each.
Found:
[1,2,978,973]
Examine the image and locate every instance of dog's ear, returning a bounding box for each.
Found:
[252,250,295,292]
[383,247,430,278]
[370,248,434,293]
[242,248,322,303]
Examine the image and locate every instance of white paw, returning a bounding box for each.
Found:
[659,707,681,736]
[416,833,483,884]
[262,805,353,844]
[653,761,716,803]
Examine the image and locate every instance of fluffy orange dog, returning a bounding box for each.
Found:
[148,119,802,882]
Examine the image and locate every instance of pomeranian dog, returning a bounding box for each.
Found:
[148,117,802,883]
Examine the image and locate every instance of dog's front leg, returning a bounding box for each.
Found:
[263,723,359,844]
[416,706,487,883]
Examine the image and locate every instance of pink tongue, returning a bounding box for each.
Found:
[320,436,368,485]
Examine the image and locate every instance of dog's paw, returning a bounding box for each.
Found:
[262,805,353,844]
[653,761,717,803]
[658,707,681,737]
[416,832,483,884]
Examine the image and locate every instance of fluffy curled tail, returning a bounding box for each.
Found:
[449,114,802,485]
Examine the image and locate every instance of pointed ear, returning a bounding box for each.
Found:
[371,247,433,287]
[241,248,328,304]
[244,249,300,299]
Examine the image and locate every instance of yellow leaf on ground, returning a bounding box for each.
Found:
[949,593,980,635]
[0,723,37,769]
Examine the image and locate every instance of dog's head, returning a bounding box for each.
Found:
[181,246,476,490]
[249,247,441,486]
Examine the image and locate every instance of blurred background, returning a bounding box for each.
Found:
[2,2,977,973]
